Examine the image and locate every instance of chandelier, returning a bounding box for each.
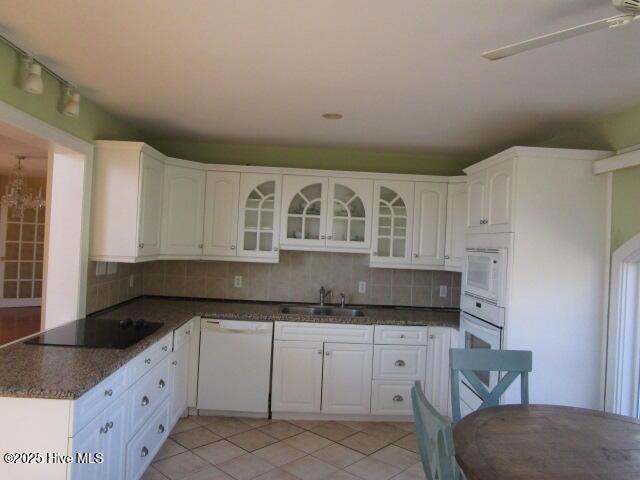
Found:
[1,156,46,220]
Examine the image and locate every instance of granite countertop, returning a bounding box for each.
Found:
[0,297,459,400]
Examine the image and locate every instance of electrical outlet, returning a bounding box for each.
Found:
[107,262,117,275]
[234,275,242,288]
[129,274,134,288]
[95,262,107,276]
[358,281,367,294]
[439,285,448,297]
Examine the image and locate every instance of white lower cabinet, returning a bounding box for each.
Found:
[371,381,414,416]
[372,345,426,381]
[424,327,452,416]
[126,398,171,480]
[170,341,189,425]
[128,356,171,435]
[321,343,373,415]
[271,340,323,413]
[71,393,128,480]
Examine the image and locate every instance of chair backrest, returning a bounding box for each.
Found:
[411,381,460,480]
[450,348,532,423]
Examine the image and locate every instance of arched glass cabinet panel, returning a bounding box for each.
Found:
[371,180,414,265]
[238,173,281,258]
[326,178,372,249]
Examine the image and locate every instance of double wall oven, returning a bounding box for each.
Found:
[459,246,508,417]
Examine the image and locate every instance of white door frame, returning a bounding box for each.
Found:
[0,100,93,331]
[605,231,640,417]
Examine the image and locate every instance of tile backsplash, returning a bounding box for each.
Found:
[137,251,461,308]
[86,261,144,314]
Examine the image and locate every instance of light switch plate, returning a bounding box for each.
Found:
[358,281,367,294]
[107,262,117,275]
[439,285,448,297]
[234,275,242,288]
[95,262,107,276]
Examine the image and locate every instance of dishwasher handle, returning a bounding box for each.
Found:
[203,319,272,334]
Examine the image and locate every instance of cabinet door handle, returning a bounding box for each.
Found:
[186,330,191,335]
[413,253,419,258]
[100,425,108,434]
[141,396,149,407]
[140,446,149,458]
[444,255,450,260]
[158,424,165,434]
[399,334,405,339]
[104,389,113,397]
[325,351,330,356]
[327,235,332,240]
[106,421,113,430]
[172,360,178,366]
[373,251,378,256]
[230,245,236,250]
[394,360,406,367]
[393,395,404,402]
[429,334,435,339]
[320,234,326,239]
[198,244,203,249]
[273,247,279,252]
[162,346,168,352]
[158,379,166,389]
[144,358,151,365]
[139,243,144,248]
[317,349,323,355]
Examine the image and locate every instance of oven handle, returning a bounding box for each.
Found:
[463,316,501,336]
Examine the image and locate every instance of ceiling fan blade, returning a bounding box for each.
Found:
[482,15,633,60]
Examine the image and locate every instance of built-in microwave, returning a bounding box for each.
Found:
[463,247,508,307]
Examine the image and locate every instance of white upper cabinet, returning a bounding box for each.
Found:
[238,173,282,259]
[281,175,327,248]
[444,181,467,270]
[465,156,515,234]
[371,181,414,265]
[91,142,166,262]
[161,165,205,256]
[203,171,240,257]
[326,178,373,250]
[280,175,372,251]
[412,182,447,266]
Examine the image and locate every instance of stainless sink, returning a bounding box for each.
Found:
[280,305,365,317]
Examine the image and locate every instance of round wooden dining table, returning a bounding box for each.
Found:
[453,404,640,479]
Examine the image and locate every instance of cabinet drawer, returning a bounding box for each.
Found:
[371,381,414,415]
[72,365,127,435]
[275,321,373,343]
[174,318,195,351]
[128,356,171,436]
[128,334,172,384]
[374,326,428,345]
[373,345,426,380]
[126,397,170,480]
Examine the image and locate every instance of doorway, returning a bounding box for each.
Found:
[605,231,640,417]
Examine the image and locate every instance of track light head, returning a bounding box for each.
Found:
[62,86,80,118]
[21,58,43,94]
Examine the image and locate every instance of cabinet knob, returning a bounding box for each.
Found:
[325,351,331,356]
[393,395,404,402]
[104,389,113,397]
[158,424,165,434]
[327,235,332,240]
[230,245,236,250]
[273,247,279,252]
[320,234,326,239]
[394,359,406,367]
[158,379,166,389]
[141,395,150,407]
[100,425,108,435]
[162,346,168,352]
[144,358,151,365]
[106,421,113,430]
[400,334,405,338]
[413,253,419,258]
[140,447,149,458]
[186,330,191,335]
[172,360,178,366]
[138,243,144,248]
[373,252,378,256]
[198,244,203,249]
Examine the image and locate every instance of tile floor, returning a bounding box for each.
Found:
[143,416,425,480]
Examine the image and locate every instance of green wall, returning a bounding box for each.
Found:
[0,41,143,142]
[152,140,473,176]
[611,165,640,251]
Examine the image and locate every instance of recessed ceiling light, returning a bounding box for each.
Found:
[322,113,343,120]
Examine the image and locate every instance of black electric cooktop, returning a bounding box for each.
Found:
[25,318,163,349]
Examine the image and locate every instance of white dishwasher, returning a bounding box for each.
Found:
[197,318,273,414]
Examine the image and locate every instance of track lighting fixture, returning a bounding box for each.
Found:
[62,86,81,118]
[21,58,43,94]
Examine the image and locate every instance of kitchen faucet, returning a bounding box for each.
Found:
[339,293,346,308]
[319,286,332,306]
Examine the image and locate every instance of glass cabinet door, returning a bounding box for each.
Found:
[372,181,414,264]
[326,178,372,249]
[280,176,328,246]
[238,173,281,258]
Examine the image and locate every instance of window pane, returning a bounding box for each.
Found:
[20,244,34,261]
[6,224,20,241]
[245,210,258,229]
[3,281,17,298]
[306,200,322,216]
[4,262,18,280]
[18,281,32,299]
[5,243,19,261]
[350,219,365,242]
[288,194,307,214]
[304,217,320,240]
[380,187,396,203]
[333,201,349,218]
[244,232,257,251]
[348,197,365,218]
[257,181,274,197]
[19,262,33,280]
[301,183,322,202]
[392,239,406,257]
[22,208,36,222]
[332,219,348,242]
[259,232,273,251]
[287,216,303,239]
[260,211,273,230]
[378,238,390,257]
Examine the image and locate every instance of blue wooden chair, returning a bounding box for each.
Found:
[450,348,533,423]
[411,381,461,480]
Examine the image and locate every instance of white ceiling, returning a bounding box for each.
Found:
[1,0,639,158]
